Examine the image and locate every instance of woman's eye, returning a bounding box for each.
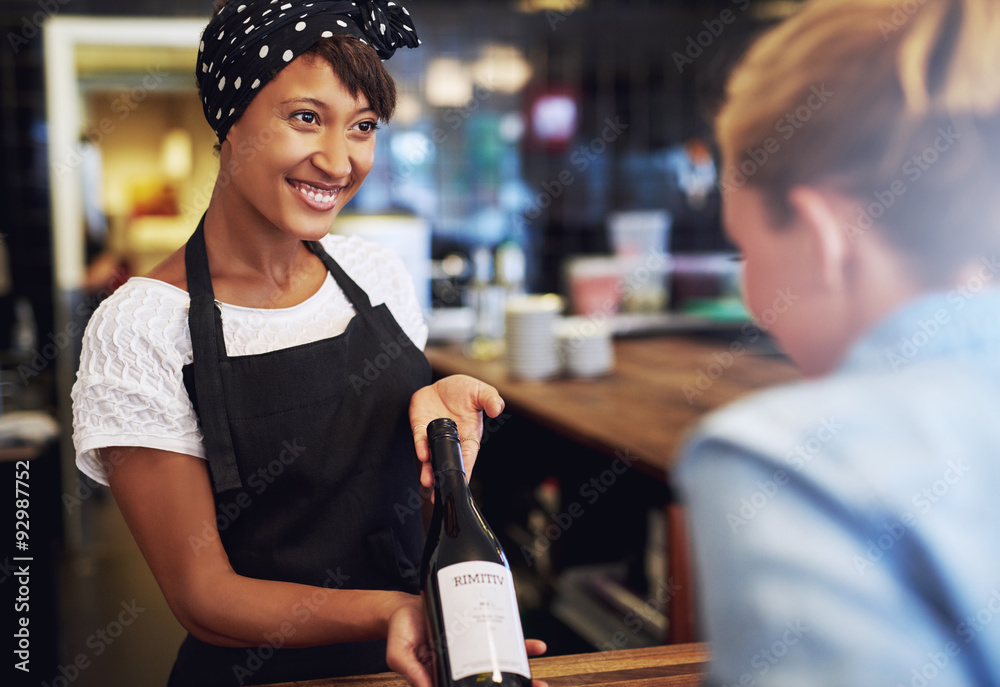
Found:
[292,111,318,125]
[354,120,379,133]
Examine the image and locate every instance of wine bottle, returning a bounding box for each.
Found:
[420,418,532,687]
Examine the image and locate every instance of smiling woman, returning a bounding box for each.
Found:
[68,2,544,687]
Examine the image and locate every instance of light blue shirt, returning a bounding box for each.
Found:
[676,286,1000,687]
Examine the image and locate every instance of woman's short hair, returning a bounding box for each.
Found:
[716,0,1000,283]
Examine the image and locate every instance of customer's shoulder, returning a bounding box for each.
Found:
[693,373,858,447]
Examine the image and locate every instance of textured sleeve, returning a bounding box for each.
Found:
[323,234,428,350]
[71,283,206,486]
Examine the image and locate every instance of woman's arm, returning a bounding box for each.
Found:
[102,446,412,648]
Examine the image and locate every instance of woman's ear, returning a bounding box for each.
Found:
[786,185,853,296]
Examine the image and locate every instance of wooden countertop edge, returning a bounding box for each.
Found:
[258,643,711,686]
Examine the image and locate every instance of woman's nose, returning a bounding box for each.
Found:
[311,133,352,180]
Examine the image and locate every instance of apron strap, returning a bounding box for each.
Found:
[185,215,243,493]
[307,239,373,312]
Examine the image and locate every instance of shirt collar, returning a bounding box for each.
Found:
[838,286,1000,375]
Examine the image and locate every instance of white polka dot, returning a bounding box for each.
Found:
[380,23,385,34]
[259,45,269,58]
[337,19,348,27]
[245,24,255,34]
[403,7,409,15]
[234,76,241,89]
[202,62,208,72]
[218,29,224,39]
[280,2,291,8]
[199,40,204,51]
[244,15,252,23]
[231,36,237,44]
[218,76,226,90]
[237,4,246,11]
[216,109,222,119]
[251,78,261,89]
[282,49,294,62]
[321,30,333,38]
[295,21,306,31]
[404,24,412,31]
[263,9,271,15]
[371,10,375,20]
[229,108,235,115]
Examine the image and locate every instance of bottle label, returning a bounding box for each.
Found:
[437,560,531,681]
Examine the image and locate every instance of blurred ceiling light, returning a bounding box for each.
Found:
[473,44,533,94]
[394,92,423,127]
[517,0,588,12]
[531,94,577,144]
[499,112,525,143]
[390,130,435,166]
[160,128,192,181]
[425,58,474,108]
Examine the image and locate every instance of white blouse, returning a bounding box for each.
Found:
[72,234,428,486]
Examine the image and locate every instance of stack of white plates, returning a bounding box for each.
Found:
[505,294,563,380]
[555,316,614,378]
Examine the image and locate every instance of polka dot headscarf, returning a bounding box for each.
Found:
[196,0,420,142]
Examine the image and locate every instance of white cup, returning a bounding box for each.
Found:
[554,316,614,378]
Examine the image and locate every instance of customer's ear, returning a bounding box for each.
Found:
[786,185,853,297]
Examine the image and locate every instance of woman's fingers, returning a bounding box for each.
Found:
[526,638,547,656]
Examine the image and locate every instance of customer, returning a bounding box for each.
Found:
[677,0,1000,684]
[71,1,544,685]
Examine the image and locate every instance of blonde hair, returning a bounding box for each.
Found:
[716,0,1000,282]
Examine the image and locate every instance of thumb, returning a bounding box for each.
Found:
[474,379,505,418]
[393,654,433,687]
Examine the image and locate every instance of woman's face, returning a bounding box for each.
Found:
[221,53,377,241]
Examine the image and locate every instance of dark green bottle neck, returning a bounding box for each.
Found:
[430,437,467,496]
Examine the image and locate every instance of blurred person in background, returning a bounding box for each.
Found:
[677,0,1000,684]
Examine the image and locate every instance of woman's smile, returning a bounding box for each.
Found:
[287,178,344,212]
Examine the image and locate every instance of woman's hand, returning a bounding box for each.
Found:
[386,596,433,687]
[410,374,504,486]
[386,594,549,687]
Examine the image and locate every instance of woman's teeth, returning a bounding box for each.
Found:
[294,182,337,203]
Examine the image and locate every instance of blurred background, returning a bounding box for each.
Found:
[0,0,796,685]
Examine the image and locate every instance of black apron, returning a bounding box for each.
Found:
[167,217,430,687]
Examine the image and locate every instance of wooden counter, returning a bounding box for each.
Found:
[260,642,710,686]
[426,336,798,477]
